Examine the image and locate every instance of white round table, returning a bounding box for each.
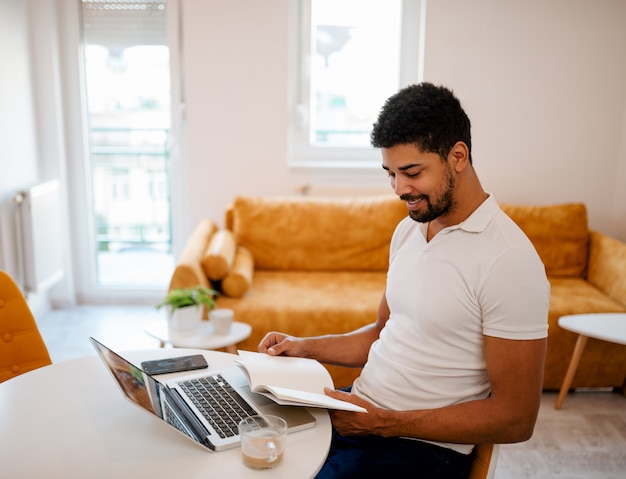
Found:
[0,348,331,478]
[555,313,626,409]
[144,320,252,353]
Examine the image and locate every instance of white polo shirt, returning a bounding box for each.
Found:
[352,195,550,454]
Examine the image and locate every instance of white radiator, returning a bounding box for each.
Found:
[13,179,64,294]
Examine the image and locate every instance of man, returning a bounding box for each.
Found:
[258,83,550,478]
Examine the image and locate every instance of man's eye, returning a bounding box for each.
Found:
[406,171,421,178]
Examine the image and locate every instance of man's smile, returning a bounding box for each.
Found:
[401,195,426,210]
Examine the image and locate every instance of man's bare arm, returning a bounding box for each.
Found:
[257,294,391,368]
[326,336,547,445]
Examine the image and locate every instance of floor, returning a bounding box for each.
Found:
[37,305,626,478]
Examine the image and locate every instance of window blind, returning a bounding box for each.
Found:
[81,0,167,48]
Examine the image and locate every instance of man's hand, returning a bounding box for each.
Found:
[257,332,306,357]
[324,388,382,436]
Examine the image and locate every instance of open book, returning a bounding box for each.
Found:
[234,350,366,413]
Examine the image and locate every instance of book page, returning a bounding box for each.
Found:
[236,350,333,393]
[236,350,366,412]
[261,386,367,412]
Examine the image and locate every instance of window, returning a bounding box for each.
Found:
[290,0,425,167]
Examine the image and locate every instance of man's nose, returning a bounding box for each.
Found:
[393,175,412,197]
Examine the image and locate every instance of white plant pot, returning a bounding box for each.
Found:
[168,305,202,332]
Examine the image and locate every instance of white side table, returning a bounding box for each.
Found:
[555,313,626,409]
[144,320,252,353]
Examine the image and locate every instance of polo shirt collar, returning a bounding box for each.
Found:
[456,193,498,233]
[418,193,498,238]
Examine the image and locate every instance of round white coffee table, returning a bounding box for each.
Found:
[0,349,331,478]
[144,320,252,353]
[555,313,626,409]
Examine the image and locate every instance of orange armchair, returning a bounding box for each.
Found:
[0,270,52,382]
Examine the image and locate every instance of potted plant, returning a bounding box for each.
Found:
[156,286,218,332]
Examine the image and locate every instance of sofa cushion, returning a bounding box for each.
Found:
[548,277,626,321]
[587,230,626,307]
[230,195,407,271]
[201,229,236,280]
[222,246,254,298]
[169,219,218,290]
[500,203,589,278]
[543,277,626,390]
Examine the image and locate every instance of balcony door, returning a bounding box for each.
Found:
[77,0,178,298]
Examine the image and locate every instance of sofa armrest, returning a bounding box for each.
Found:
[587,230,626,307]
[168,219,218,291]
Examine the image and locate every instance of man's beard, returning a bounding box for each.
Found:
[402,168,456,223]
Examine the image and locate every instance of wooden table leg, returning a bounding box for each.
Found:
[555,334,589,409]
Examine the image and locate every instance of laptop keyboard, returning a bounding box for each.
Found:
[179,374,256,438]
[163,401,196,440]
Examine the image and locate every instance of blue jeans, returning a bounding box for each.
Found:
[315,425,474,479]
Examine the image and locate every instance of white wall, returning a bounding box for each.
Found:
[424,0,626,240]
[0,0,40,279]
[181,0,626,240]
[181,0,294,231]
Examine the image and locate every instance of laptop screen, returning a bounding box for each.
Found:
[90,337,163,418]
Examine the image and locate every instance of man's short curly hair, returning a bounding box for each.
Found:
[370,83,472,164]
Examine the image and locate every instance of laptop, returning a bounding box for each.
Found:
[90,337,316,451]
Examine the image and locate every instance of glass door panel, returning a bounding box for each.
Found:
[80,0,174,288]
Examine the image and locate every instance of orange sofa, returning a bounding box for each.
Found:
[169,196,626,391]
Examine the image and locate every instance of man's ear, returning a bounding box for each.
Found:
[449,141,470,172]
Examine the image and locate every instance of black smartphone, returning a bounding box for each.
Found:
[141,354,208,375]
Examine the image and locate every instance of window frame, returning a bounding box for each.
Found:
[288,0,426,169]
